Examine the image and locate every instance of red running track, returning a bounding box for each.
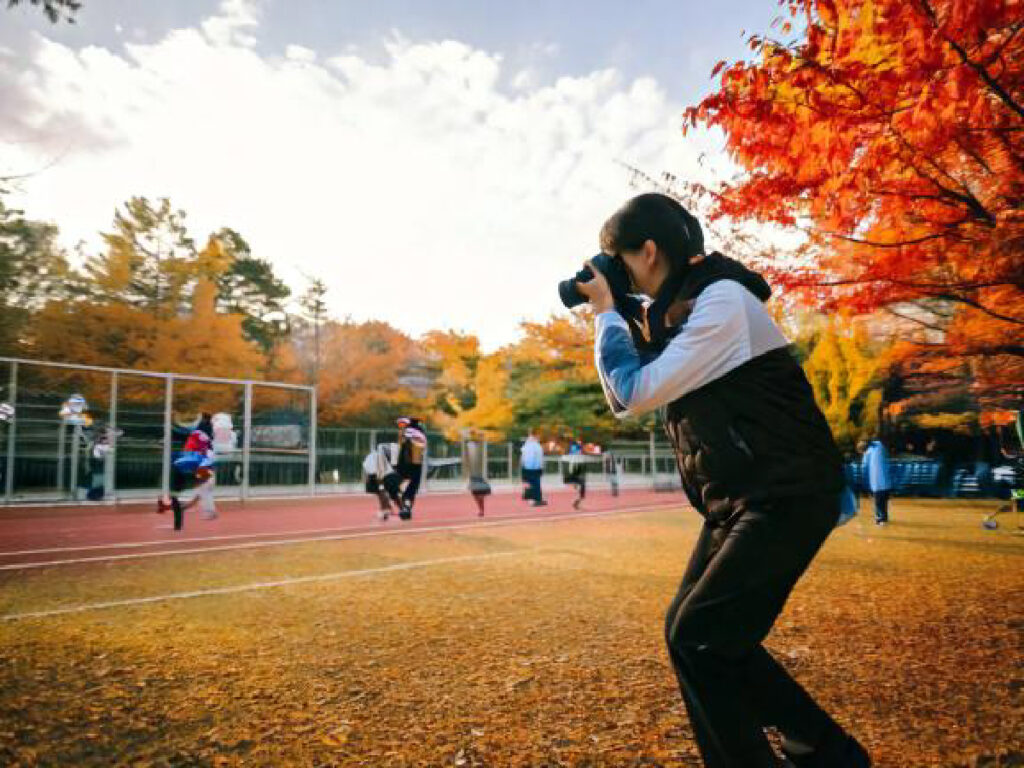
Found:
[0,488,684,569]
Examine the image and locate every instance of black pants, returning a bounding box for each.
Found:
[522,468,543,502]
[872,490,890,523]
[399,465,421,506]
[567,471,586,499]
[170,466,189,531]
[664,494,840,767]
[366,475,392,511]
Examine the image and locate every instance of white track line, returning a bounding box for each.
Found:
[0,549,534,622]
[0,503,679,571]
[0,516,517,556]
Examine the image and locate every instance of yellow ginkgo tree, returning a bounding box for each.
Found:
[801,315,890,450]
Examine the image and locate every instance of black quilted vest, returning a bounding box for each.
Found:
[662,255,845,524]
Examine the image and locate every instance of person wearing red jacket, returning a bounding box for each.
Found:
[158,412,214,531]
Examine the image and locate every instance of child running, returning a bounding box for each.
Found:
[157,412,214,531]
[171,463,217,520]
[564,439,587,510]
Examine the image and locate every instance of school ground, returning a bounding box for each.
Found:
[0,492,1022,767]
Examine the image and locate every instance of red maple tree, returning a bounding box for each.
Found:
[684,0,1023,406]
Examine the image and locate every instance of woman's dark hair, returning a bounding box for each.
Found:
[599,193,704,267]
[197,413,214,439]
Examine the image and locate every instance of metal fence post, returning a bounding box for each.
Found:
[107,372,118,501]
[4,362,17,502]
[308,386,317,496]
[242,381,252,501]
[56,422,66,495]
[162,376,173,499]
[507,441,514,480]
[69,424,82,500]
[420,439,429,493]
[649,430,656,486]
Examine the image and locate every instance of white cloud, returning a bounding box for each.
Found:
[0,0,721,351]
[201,0,261,47]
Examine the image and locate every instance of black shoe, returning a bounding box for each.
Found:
[398,503,412,520]
[783,730,870,768]
[532,500,548,507]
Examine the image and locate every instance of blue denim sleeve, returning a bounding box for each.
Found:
[592,282,759,417]
[594,313,644,416]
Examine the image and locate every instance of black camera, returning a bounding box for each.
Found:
[557,252,632,309]
[558,252,663,355]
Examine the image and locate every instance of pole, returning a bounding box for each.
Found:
[420,438,429,493]
[649,430,657,487]
[4,362,17,503]
[308,386,317,496]
[69,424,81,500]
[507,440,514,481]
[56,421,66,495]
[242,381,252,501]
[161,376,173,499]
[107,372,118,501]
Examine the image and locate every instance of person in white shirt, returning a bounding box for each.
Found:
[520,430,547,507]
[363,447,394,520]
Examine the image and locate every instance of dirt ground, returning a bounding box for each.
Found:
[1,498,1022,767]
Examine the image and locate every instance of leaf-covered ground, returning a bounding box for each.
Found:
[1,499,1022,767]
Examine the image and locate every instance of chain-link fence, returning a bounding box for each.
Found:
[314,428,679,495]
[0,357,316,504]
[0,357,684,505]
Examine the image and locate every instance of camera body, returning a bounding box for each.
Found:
[557,252,632,310]
[558,252,655,353]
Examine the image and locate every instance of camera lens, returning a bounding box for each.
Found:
[558,265,595,309]
[558,278,586,308]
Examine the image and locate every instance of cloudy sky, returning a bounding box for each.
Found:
[1,0,780,350]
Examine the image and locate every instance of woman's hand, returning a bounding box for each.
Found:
[575,259,615,314]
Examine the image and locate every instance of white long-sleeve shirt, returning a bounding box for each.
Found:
[594,279,788,418]
[521,438,544,471]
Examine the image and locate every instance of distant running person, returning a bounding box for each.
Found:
[395,416,427,519]
[520,430,547,507]
[168,463,217,521]
[463,430,491,516]
[158,412,214,531]
[604,450,621,498]
[372,441,405,520]
[363,447,394,520]
[564,439,587,510]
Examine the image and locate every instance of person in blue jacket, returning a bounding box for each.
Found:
[859,438,892,526]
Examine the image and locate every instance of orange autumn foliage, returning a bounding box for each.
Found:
[421,330,481,426]
[316,320,419,426]
[514,309,597,383]
[28,277,265,407]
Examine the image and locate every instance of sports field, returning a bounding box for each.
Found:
[1,492,1022,767]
